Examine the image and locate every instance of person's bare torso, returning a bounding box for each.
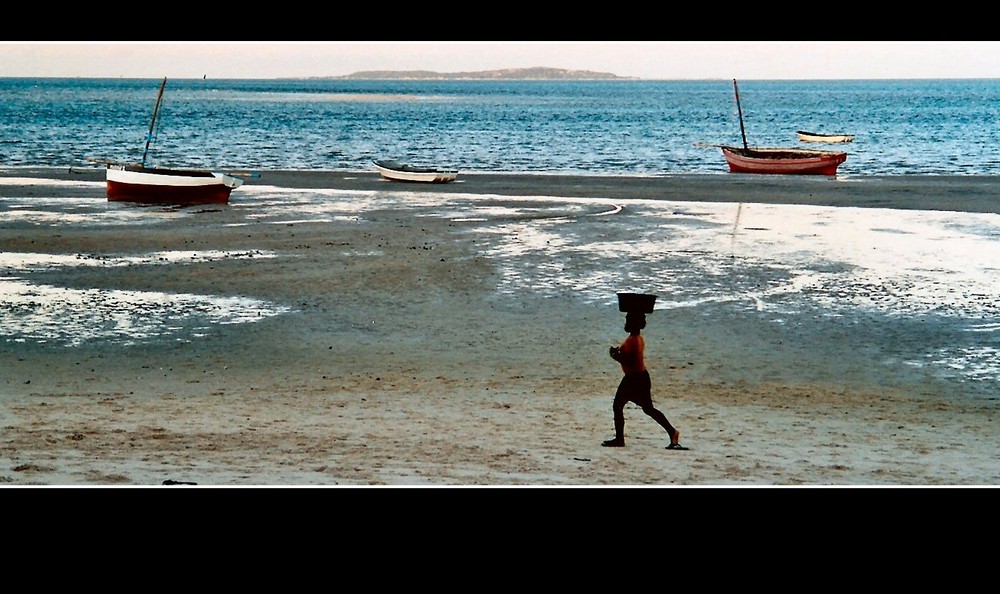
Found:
[617,334,646,375]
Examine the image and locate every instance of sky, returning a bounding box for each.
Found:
[1,41,998,80]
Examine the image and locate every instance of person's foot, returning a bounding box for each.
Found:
[668,429,681,448]
[602,438,624,447]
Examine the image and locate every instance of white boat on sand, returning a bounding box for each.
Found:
[373,159,458,183]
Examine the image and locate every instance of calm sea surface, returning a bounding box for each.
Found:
[2,77,1000,175]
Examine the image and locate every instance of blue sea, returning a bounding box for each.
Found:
[2,77,1000,402]
[2,77,1000,175]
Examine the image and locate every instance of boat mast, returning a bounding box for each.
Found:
[141,77,167,168]
[733,79,749,151]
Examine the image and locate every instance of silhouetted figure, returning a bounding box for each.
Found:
[602,311,685,450]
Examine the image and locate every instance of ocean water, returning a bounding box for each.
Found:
[1,77,999,400]
[2,77,1000,175]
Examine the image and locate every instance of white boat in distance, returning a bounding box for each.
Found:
[796,130,855,143]
[373,159,458,183]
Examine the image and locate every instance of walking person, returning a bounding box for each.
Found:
[602,311,686,450]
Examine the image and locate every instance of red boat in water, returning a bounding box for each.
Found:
[721,80,847,176]
[720,145,847,175]
[103,77,244,205]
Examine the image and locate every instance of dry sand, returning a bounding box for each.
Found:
[2,168,998,487]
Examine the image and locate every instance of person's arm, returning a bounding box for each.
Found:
[611,339,635,365]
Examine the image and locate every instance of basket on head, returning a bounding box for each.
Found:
[617,292,656,313]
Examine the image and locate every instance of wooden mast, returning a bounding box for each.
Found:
[733,79,749,152]
[141,77,167,168]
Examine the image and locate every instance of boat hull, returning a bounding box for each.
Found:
[720,146,847,176]
[106,164,243,205]
[373,160,458,183]
[796,130,854,143]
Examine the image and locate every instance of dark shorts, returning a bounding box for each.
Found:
[615,370,652,408]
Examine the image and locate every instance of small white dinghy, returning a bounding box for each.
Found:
[796,130,855,143]
[373,159,458,183]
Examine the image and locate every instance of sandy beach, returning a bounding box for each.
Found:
[2,168,999,487]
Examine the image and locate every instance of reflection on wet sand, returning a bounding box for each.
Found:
[2,250,288,346]
[2,178,999,395]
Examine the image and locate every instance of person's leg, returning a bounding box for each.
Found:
[635,372,680,445]
[602,379,628,447]
[640,403,678,444]
[613,399,626,440]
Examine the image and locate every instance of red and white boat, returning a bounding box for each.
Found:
[720,146,847,176]
[104,77,244,205]
[721,80,848,176]
[106,163,243,205]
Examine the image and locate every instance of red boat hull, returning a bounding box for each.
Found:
[106,165,242,205]
[107,181,235,205]
[721,146,847,176]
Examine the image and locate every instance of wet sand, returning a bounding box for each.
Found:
[22,165,1000,214]
[2,168,998,487]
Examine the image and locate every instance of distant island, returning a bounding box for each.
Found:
[323,67,634,81]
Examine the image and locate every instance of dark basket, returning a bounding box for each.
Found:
[617,292,656,313]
